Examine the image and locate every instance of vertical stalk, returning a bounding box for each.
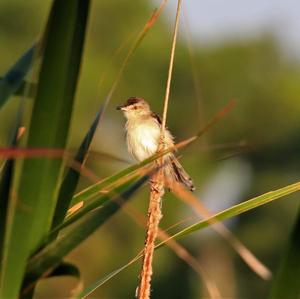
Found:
[137,1,182,298]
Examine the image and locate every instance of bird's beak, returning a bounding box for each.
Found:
[116,104,126,111]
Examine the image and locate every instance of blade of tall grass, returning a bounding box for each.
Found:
[51,108,103,233]
[0,44,36,109]
[269,205,300,299]
[0,1,90,297]
[171,183,272,280]
[77,180,300,294]
[159,181,300,246]
[22,175,148,295]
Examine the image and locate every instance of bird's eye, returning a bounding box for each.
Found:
[133,105,138,110]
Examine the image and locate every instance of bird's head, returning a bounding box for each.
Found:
[117,97,151,119]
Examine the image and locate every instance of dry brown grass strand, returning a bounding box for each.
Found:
[161,0,182,133]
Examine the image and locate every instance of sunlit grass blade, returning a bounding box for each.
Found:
[0,44,36,109]
[22,175,148,295]
[0,1,90,297]
[269,206,300,299]
[78,181,300,293]
[171,183,272,280]
[51,108,103,232]
[158,181,300,246]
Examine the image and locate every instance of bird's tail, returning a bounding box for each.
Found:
[164,155,195,192]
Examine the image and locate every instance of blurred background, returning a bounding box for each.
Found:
[0,1,300,298]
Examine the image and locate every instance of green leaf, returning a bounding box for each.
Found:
[163,181,300,244]
[0,1,90,297]
[77,181,300,297]
[0,45,36,109]
[22,175,148,295]
[269,205,300,299]
[51,108,103,232]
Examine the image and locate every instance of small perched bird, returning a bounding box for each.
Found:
[117,97,194,191]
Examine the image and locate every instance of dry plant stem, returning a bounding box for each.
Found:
[161,0,182,133]
[137,168,164,299]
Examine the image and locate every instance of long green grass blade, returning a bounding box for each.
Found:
[163,181,300,244]
[77,181,300,297]
[51,108,103,232]
[0,1,90,297]
[0,45,36,109]
[269,205,300,299]
[22,176,147,295]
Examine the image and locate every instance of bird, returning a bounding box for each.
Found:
[117,97,194,191]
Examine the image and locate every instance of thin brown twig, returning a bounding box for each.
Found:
[161,0,182,133]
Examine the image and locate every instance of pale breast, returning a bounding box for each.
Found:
[126,121,161,161]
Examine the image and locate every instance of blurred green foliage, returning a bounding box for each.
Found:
[0,0,299,298]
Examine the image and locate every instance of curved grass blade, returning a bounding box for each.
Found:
[0,44,36,109]
[269,205,300,299]
[158,181,300,246]
[51,108,103,232]
[0,1,90,297]
[77,181,300,296]
[171,183,272,280]
[22,175,148,295]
